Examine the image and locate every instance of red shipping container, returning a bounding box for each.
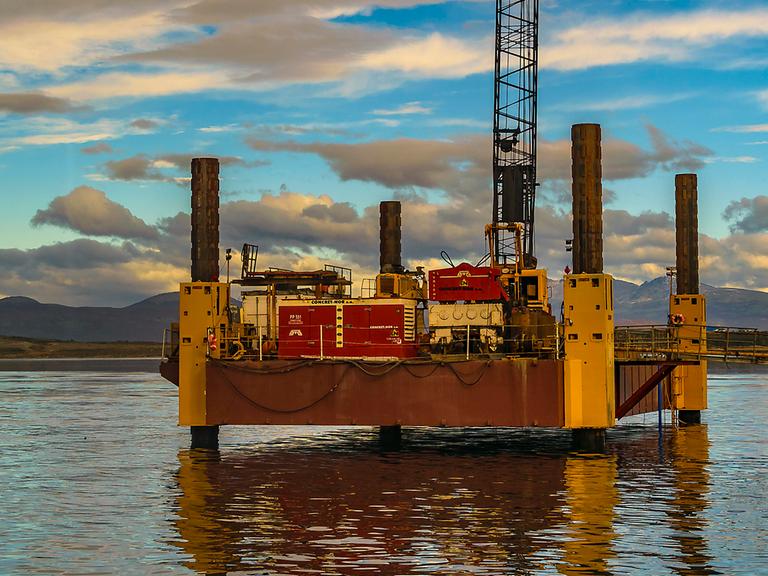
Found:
[428,263,507,302]
[278,299,420,359]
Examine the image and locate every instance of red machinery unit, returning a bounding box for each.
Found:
[428,262,507,303]
[278,298,420,359]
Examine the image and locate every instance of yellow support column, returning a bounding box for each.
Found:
[179,282,230,428]
[563,274,615,448]
[670,294,707,422]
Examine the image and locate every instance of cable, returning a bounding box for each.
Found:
[402,362,442,379]
[475,252,491,267]
[346,359,402,377]
[211,356,494,414]
[218,363,352,414]
[209,357,317,375]
[445,360,493,386]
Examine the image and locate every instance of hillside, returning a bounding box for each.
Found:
[549,277,768,329]
[0,336,161,358]
[0,293,178,342]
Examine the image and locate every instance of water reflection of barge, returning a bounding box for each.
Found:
[171,426,714,575]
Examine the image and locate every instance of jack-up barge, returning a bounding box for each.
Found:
[159,2,740,450]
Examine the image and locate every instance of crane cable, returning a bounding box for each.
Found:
[209,358,493,414]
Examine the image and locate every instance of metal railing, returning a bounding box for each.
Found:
[204,321,561,361]
[166,320,768,364]
[614,325,768,364]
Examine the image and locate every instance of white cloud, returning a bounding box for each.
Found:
[560,92,696,112]
[542,8,768,71]
[32,186,159,240]
[198,124,242,133]
[757,89,768,108]
[47,71,227,101]
[358,33,490,77]
[306,1,448,20]
[704,156,759,164]
[0,117,150,149]
[85,173,110,182]
[4,2,766,109]
[0,10,188,73]
[424,118,486,128]
[372,101,433,116]
[0,73,19,89]
[713,124,768,134]
[0,117,122,147]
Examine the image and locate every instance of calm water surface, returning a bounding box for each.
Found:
[1,364,766,575]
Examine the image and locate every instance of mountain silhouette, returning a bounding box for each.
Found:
[1,277,766,342]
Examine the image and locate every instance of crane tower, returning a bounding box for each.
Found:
[492,0,539,267]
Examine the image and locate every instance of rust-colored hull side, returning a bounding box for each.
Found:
[203,359,565,427]
[160,360,179,386]
[615,363,673,417]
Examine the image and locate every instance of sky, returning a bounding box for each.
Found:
[0,0,766,307]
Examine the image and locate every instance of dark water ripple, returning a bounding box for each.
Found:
[0,368,766,575]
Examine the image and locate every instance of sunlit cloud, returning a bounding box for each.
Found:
[0,10,188,73]
[47,71,227,102]
[558,92,696,112]
[541,8,768,71]
[372,101,433,116]
[358,33,490,77]
[713,124,768,133]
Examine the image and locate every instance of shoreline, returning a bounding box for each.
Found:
[0,336,162,360]
[0,357,162,373]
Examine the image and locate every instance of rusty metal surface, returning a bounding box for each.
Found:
[675,173,699,294]
[191,158,220,282]
[616,363,676,419]
[379,201,402,274]
[571,124,603,274]
[615,363,673,417]
[160,359,179,386]
[203,358,565,427]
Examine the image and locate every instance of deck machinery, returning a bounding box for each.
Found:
[162,0,713,450]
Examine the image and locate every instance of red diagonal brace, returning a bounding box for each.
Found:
[616,363,677,419]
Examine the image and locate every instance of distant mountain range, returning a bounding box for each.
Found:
[549,277,768,329]
[0,277,766,342]
[0,293,179,342]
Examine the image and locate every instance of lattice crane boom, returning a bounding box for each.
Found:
[492,0,539,267]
